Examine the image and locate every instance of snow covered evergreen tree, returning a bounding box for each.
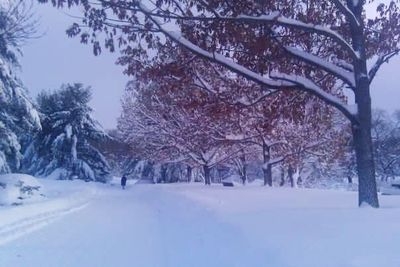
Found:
[24,84,111,182]
[0,1,41,173]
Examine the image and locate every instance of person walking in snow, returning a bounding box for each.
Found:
[121,175,127,190]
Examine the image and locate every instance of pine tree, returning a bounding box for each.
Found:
[0,1,41,173]
[24,84,111,182]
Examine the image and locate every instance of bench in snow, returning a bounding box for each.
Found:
[222,181,234,187]
[381,183,400,195]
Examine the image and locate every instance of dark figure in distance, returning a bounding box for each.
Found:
[121,175,127,190]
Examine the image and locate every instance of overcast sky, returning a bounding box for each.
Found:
[20,3,129,130]
[19,2,400,130]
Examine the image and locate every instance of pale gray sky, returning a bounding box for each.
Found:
[20,3,129,130]
[19,2,400,129]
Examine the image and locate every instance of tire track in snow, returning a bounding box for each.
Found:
[0,203,89,246]
[0,185,96,246]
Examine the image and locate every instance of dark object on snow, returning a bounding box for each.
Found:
[222,181,234,187]
[121,176,127,189]
[381,182,400,195]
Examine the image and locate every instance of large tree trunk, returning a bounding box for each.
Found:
[350,3,379,208]
[160,164,168,183]
[203,165,211,185]
[263,143,272,186]
[352,103,379,207]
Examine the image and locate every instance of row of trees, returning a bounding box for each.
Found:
[40,0,400,206]
[118,48,347,187]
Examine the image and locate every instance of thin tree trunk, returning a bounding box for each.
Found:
[352,116,379,207]
[279,166,285,187]
[263,143,272,186]
[288,165,294,188]
[187,165,192,183]
[347,175,353,184]
[240,150,247,184]
[160,164,168,183]
[297,167,302,186]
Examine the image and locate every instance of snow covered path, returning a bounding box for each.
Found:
[1,182,400,267]
[0,183,264,267]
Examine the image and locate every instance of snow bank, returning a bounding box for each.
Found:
[247,178,265,187]
[0,174,45,206]
[46,168,69,180]
[0,179,97,246]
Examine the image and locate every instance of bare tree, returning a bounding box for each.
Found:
[372,109,400,181]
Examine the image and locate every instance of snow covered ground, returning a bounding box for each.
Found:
[0,179,97,246]
[1,180,400,267]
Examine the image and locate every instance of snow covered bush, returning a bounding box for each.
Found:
[24,84,112,182]
[0,173,44,206]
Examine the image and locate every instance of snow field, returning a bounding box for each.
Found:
[173,184,400,267]
[1,181,400,267]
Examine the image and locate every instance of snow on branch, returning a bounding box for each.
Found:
[135,1,357,60]
[213,133,262,147]
[262,157,284,170]
[284,46,355,88]
[234,13,358,60]
[331,0,360,27]
[138,3,295,88]
[369,49,400,84]
[270,72,358,123]
[138,1,358,124]
[265,140,288,148]
[332,58,354,72]
[168,31,295,89]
